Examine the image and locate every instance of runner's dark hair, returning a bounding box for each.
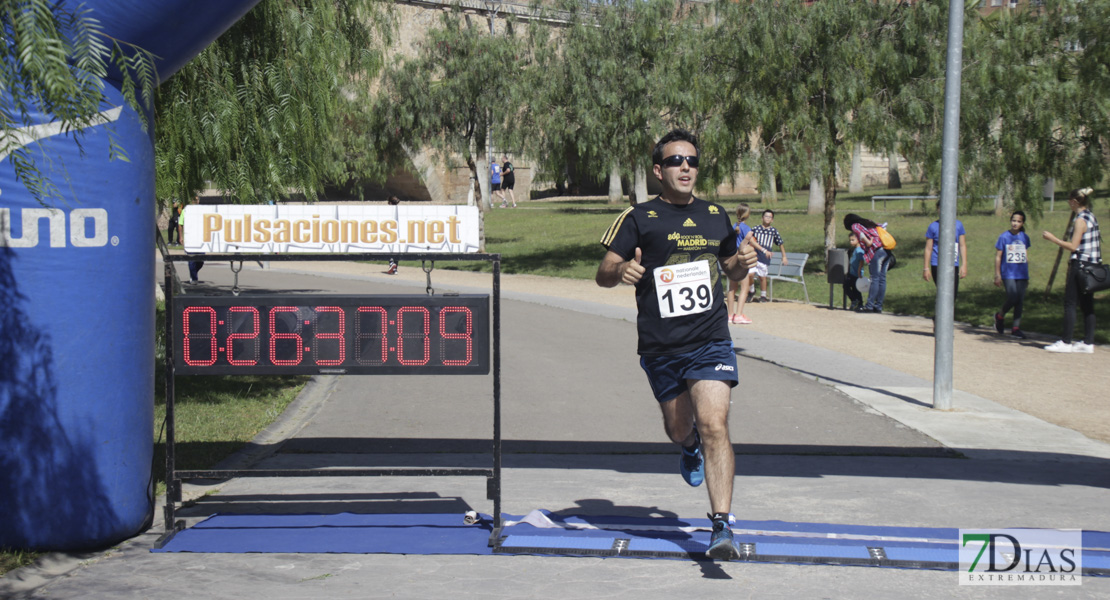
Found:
[652,129,699,165]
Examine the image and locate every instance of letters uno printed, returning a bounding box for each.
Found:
[0,208,109,248]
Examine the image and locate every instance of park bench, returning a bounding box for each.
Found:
[766,252,810,304]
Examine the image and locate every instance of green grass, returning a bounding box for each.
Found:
[0,548,41,578]
[412,184,1110,343]
[441,198,628,279]
[152,374,308,498]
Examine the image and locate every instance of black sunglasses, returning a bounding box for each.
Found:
[659,154,699,168]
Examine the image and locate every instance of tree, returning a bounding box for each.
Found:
[368,11,524,213]
[706,0,903,248]
[515,0,703,203]
[888,0,1105,220]
[154,0,391,205]
[1,0,156,204]
[1040,0,1108,195]
[894,1,1061,216]
[866,0,949,200]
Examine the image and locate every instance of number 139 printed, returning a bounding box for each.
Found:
[653,260,713,318]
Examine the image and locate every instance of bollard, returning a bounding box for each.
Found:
[826,248,848,309]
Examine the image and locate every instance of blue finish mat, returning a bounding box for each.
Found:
[152,510,1110,575]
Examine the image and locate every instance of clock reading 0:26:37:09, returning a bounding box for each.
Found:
[173,294,490,375]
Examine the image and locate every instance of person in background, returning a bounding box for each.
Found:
[845,231,866,312]
[500,155,517,208]
[491,160,504,208]
[993,211,1031,339]
[750,209,787,303]
[168,201,182,245]
[186,195,204,283]
[1043,187,1101,353]
[923,202,968,298]
[726,203,762,324]
[386,195,401,275]
[842,213,888,313]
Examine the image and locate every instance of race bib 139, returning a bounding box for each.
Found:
[654,260,713,318]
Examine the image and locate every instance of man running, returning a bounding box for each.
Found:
[595,128,757,560]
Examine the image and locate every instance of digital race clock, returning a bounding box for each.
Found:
[173,294,490,375]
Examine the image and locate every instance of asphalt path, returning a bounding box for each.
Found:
[178,262,947,458]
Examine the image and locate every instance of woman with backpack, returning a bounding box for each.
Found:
[843,214,890,313]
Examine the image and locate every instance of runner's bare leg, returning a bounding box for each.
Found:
[689,379,734,515]
[658,380,733,515]
[659,391,696,447]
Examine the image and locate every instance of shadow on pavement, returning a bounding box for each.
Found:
[276,437,958,458]
[220,437,1110,488]
[180,491,471,516]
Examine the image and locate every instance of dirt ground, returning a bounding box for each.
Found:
[290,261,1110,446]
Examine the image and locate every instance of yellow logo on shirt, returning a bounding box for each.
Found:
[683,218,696,227]
[667,231,708,248]
[708,206,719,215]
[647,211,659,218]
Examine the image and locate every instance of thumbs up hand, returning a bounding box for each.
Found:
[622,247,646,285]
[724,232,758,281]
[738,231,758,271]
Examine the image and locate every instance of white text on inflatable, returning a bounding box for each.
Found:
[0,208,109,248]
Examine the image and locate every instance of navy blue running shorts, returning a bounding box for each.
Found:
[639,339,739,403]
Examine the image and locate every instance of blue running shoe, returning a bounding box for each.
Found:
[680,443,704,487]
[707,516,741,561]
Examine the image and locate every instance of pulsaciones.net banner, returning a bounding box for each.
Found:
[182,204,481,254]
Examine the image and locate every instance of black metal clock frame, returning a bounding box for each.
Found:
[155,252,503,548]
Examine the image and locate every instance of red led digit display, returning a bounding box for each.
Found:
[439,306,473,366]
[397,306,431,366]
[314,306,345,366]
[356,306,388,366]
[269,306,304,366]
[226,306,260,366]
[182,307,218,367]
[174,294,489,375]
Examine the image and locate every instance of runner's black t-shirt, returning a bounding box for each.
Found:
[600,197,738,356]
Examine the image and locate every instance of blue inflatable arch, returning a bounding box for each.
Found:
[0,0,262,550]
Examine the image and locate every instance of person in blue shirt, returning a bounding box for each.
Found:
[993,211,1031,338]
[490,161,504,207]
[845,231,867,311]
[726,203,763,324]
[923,202,969,298]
